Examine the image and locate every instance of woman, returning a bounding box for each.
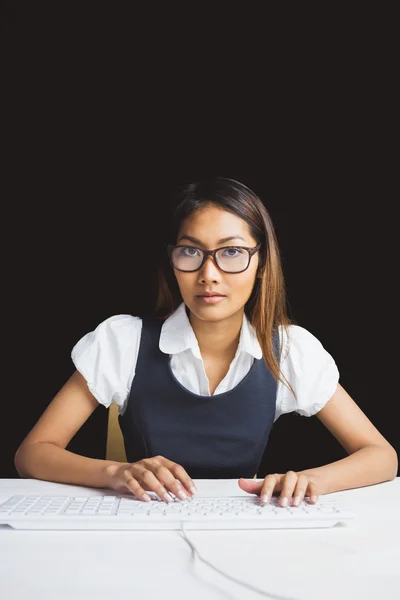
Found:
[14,177,398,508]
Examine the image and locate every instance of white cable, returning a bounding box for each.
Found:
[180,522,300,600]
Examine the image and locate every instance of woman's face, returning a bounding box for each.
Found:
[173,205,260,322]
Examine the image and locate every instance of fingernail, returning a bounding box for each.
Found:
[293,495,301,506]
[190,486,197,495]
[178,490,188,500]
[261,494,270,504]
[311,495,318,503]
[143,493,151,502]
[163,493,173,503]
[280,497,288,507]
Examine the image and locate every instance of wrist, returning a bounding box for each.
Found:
[104,461,129,487]
[297,468,329,495]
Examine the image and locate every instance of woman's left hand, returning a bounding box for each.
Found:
[238,471,325,507]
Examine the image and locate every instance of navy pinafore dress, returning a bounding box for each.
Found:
[119,316,279,478]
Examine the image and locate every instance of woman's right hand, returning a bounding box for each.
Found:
[106,455,197,503]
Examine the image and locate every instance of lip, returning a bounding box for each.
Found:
[196,292,225,297]
[196,295,226,304]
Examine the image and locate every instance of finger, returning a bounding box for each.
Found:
[305,481,320,504]
[291,474,310,507]
[237,478,264,496]
[150,462,195,501]
[137,459,191,502]
[157,457,197,497]
[153,464,189,501]
[132,466,177,503]
[278,471,299,507]
[259,473,282,504]
[121,471,152,502]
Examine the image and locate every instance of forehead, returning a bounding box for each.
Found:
[178,206,253,242]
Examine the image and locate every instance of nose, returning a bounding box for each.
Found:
[197,254,222,282]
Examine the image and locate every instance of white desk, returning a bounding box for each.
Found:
[0,478,399,600]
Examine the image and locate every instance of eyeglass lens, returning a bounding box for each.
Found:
[171,247,250,272]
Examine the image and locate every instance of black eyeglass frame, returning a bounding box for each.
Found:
[167,243,262,273]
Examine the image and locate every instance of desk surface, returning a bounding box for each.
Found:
[1,478,399,600]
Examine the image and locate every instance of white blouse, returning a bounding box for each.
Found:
[71,302,339,422]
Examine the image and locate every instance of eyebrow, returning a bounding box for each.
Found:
[177,234,247,245]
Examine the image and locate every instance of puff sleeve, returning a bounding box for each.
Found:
[275,325,340,420]
[71,315,142,414]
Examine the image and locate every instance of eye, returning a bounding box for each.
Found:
[222,247,244,257]
[181,246,201,256]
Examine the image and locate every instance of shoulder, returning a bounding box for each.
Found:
[94,314,142,333]
[278,324,328,360]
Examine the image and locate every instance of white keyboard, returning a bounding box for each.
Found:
[0,493,355,530]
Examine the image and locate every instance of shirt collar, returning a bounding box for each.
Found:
[159,302,262,360]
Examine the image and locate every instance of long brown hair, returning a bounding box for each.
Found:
[154,177,294,392]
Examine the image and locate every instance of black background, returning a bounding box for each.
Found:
[2,4,398,478]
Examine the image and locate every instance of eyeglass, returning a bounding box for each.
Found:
[167,243,261,273]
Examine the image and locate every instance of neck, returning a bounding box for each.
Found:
[188,308,244,360]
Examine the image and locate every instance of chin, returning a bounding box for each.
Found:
[189,302,242,323]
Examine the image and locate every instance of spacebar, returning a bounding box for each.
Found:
[116,513,259,520]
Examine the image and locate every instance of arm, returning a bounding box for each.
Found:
[299,383,398,494]
[14,370,126,489]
